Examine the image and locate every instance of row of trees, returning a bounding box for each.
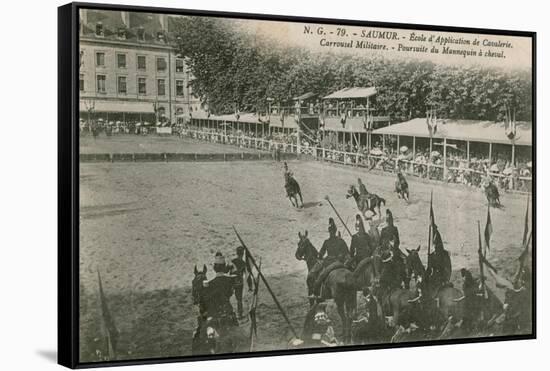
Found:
[173,17,532,122]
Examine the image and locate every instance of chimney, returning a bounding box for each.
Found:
[120,11,130,27]
[159,14,167,31]
[137,26,145,41]
[79,9,87,35]
[95,22,104,37]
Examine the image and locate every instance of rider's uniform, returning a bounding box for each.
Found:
[204,272,238,329]
[350,231,374,264]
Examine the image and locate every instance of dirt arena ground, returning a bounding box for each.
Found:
[80,134,261,154]
[79,142,532,362]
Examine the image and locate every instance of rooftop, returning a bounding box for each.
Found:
[323,87,377,100]
[372,118,532,146]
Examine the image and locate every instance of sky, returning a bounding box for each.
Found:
[232,18,532,71]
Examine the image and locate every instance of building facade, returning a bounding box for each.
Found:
[79,9,202,124]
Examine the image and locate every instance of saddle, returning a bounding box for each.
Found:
[314,261,347,299]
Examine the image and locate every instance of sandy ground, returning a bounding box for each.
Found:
[80,134,261,154]
[79,154,532,362]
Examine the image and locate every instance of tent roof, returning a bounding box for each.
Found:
[323,87,376,100]
[372,118,532,146]
[293,92,317,101]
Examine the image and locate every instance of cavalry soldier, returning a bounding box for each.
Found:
[380,210,407,287]
[349,214,375,267]
[318,218,349,264]
[357,178,370,210]
[458,268,483,330]
[228,246,253,319]
[426,224,452,291]
[203,252,238,330]
[310,218,349,298]
[283,162,294,180]
[380,209,400,252]
[379,250,403,295]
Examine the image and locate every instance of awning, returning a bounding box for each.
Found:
[323,87,377,100]
[372,118,532,146]
[79,100,155,114]
[293,92,316,101]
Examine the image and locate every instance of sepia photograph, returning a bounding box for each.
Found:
[74,5,534,365]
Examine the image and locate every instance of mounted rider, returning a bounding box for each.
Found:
[228,246,254,319]
[283,162,294,180]
[426,224,452,292]
[357,178,370,210]
[203,252,239,330]
[380,210,407,288]
[310,218,349,298]
[349,214,375,268]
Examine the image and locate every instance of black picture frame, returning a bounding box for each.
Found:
[58,2,536,368]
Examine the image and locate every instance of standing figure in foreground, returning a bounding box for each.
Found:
[229,246,254,319]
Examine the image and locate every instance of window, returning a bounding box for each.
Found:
[156,57,167,72]
[117,76,127,94]
[117,53,126,68]
[96,52,105,67]
[96,75,106,93]
[176,80,184,97]
[157,79,166,96]
[138,77,146,95]
[137,55,146,70]
[79,74,84,91]
[176,59,184,73]
[79,50,84,67]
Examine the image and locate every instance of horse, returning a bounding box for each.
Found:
[346,185,386,219]
[483,180,501,207]
[395,172,409,202]
[285,173,304,208]
[190,265,249,355]
[295,231,383,342]
[296,231,321,306]
[412,257,465,331]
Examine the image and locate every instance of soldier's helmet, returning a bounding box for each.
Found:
[328,217,337,234]
[236,245,245,256]
[386,209,394,225]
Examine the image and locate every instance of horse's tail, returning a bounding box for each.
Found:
[380,197,386,206]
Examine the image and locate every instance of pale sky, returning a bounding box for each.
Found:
[232,18,532,71]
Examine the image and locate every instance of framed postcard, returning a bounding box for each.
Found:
[58,2,536,368]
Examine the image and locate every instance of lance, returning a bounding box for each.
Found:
[324,195,353,238]
[233,227,298,338]
[249,259,262,352]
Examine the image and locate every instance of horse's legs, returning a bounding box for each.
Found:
[288,196,296,207]
[335,298,349,342]
[298,192,304,208]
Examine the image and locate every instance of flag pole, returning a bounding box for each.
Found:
[324,195,353,238]
[477,221,487,299]
[427,190,433,260]
[233,227,298,338]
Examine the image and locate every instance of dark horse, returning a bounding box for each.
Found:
[394,172,409,202]
[403,251,465,332]
[295,231,381,343]
[191,265,249,355]
[483,179,501,208]
[346,185,386,218]
[285,173,304,208]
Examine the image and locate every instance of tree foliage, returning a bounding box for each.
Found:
[173,17,532,121]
